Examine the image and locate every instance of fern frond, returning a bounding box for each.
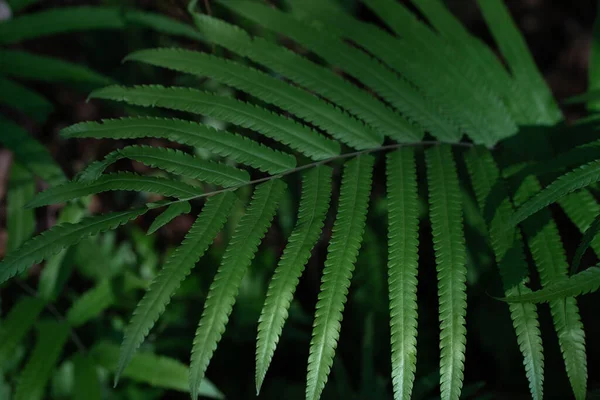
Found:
[572,213,600,274]
[123,10,203,41]
[90,85,340,160]
[509,160,600,227]
[148,201,191,235]
[126,48,383,150]
[77,145,250,187]
[386,148,419,400]
[0,208,146,284]
[66,279,115,327]
[505,266,600,303]
[306,155,374,400]
[27,172,203,208]
[464,147,544,399]
[425,145,467,400]
[256,166,333,393]
[0,76,53,122]
[61,117,295,174]
[73,354,101,400]
[218,0,458,143]
[14,321,70,400]
[92,341,223,398]
[190,180,285,400]
[557,190,600,260]
[189,12,421,142]
[0,297,45,366]
[116,192,235,385]
[0,49,112,85]
[7,163,36,253]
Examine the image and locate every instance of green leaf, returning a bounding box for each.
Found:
[0,76,53,122]
[66,279,115,327]
[0,208,147,284]
[27,172,203,208]
[123,10,203,41]
[116,192,235,385]
[147,201,192,235]
[425,145,467,400]
[14,321,70,400]
[73,354,101,400]
[61,117,296,174]
[505,266,600,303]
[509,160,600,227]
[126,48,383,150]
[255,166,333,393]
[7,163,36,253]
[557,190,600,260]
[306,155,374,400]
[572,214,600,274]
[91,85,340,161]
[91,341,223,398]
[0,297,45,367]
[190,180,286,400]
[77,145,250,187]
[386,148,419,400]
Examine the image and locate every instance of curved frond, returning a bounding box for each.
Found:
[386,148,419,400]
[256,166,333,393]
[62,117,296,174]
[77,145,250,187]
[66,279,115,327]
[126,48,383,150]
[190,180,286,400]
[148,201,192,235]
[116,192,236,385]
[90,85,340,160]
[425,145,467,400]
[0,208,147,284]
[306,155,374,400]
[27,172,203,208]
[0,297,45,367]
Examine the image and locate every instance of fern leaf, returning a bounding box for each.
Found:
[0,118,66,185]
[190,180,285,400]
[509,160,600,227]
[14,321,70,400]
[572,213,600,274]
[464,147,544,399]
[218,0,457,143]
[27,172,203,208]
[66,279,115,327]
[92,341,223,398]
[73,354,101,400]
[0,208,146,284]
[61,117,295,174]
[116,192,235,385]
[7,163,36,253]
[77,145,250,187]
[90,85,340,161]
[386,148,419,400]
[0,76,53,122]
[0,49,112,85]
[256,166,333,393]
[425,145,467,400]
[188,10,421,143]
[148,201,192,235]
[123,10,203,41]
[126,48,383,150]
[306,155,374,400]
[506,266,600,303]
[557,190,600,261]
[0,297,45,366]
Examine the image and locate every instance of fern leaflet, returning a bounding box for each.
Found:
[148,201,192,235]
[0,296,45,367]
[66,279,115,327]
[572,213,600,274]
[0,76,53,122]
[7,163,36,252]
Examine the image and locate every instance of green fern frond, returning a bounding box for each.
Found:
[66,279,115,327]
[188,11,421,142]
[571,213,600,274]
[505,266,600,303]
[61,117,295,174]
[126,48,383,150]
[148,201,192,235]
[425,145,467,400]
[0,297,45,366]
[386,148,419,400]
[306,155,374,400]
[27,172,203,208]
[77,145,250,187]
[219,0,457,143]
[0,76,53,122]
[189,180,285,399]
[92,341,223,398]
[558,190,600,261]
[464,147,544,399]
[14,320,70,400]
[256,166,333,393]
[116,192,236,385]
[73,354,101,400]
[509,160,600,227]
[7,163,36,253]
[0,208,146,284]
[90,85,340,160]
